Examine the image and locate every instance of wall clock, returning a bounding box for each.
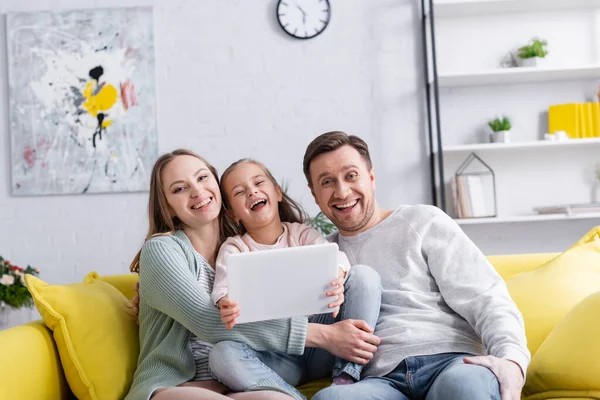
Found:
[276,0,331,40]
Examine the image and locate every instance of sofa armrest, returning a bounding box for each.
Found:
[0,320,72,400]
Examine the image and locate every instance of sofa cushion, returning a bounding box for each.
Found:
[523,290,600,400]
[505,226,600,356]
[25,272,139,400]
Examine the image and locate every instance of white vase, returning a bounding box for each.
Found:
[521,57,546,68]
[490,130,511,143]
[0,302,7,327]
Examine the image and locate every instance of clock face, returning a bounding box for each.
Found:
[277,0,331,40]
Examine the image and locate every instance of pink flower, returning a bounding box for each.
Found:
[0,274,15,286]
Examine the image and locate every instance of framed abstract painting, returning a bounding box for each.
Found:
[7,7,158,195]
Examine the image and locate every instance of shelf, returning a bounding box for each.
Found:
[433,0,600,18]
[436,65,600,88]
[455,212,600,225]
[438,137,600,155]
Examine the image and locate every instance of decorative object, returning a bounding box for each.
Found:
[500,51,519,69]
[452,153,497,218]
[0,256,40,325]
[544,131,569,141]
[7,7,158,196]
[277,0,331,39]
[307,211,337,235]
[488,116,512,143]
[518,37,548,67]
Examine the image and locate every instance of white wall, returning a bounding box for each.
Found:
[0,0,428,288]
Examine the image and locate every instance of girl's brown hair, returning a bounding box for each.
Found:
[130,149,239,273]
[220,159,308,236]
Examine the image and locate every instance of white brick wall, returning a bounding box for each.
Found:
[0,0,429,290]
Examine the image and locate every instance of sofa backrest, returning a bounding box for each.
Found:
[99,252,561,299]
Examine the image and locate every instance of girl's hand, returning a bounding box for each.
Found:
[338,265,347,280]
[327,277,345,318]
[217,296,240,329]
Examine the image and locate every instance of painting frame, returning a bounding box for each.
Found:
[7,7,158,196]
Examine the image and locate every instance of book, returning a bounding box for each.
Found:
[533,203,600,215]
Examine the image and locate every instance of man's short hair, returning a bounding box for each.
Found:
[303,131,373,186]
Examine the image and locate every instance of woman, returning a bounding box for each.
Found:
[125,149,346,400]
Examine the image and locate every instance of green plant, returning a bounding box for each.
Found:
[279,178,337,235]
[0,256,40,308]
[518,37,548,59]
[306,211,337,235]
[488,116,512,132]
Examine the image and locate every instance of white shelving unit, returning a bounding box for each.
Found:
[438,137,600,155]
[434,0,600,18]
[455,212,600,225]
[423,0,600,239]
[438,65,600,88]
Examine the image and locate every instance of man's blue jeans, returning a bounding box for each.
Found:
[312,352,501,400]
[208,264,382,400]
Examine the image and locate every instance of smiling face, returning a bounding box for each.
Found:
[309,145,378,236]
[222,161,283,232]
[161,155,222,229]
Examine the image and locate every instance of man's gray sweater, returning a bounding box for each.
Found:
[330,204,530,378]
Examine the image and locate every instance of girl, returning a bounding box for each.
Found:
[207,159,382,400]
[126,150,331,400]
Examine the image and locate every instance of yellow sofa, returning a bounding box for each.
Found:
[1,239,599,399]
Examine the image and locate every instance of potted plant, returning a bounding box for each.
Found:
[307,211,337,235]
[0,256,40,326]
[488,116,512,143]
[518,37,548,67]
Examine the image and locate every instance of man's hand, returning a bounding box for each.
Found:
[217,296,240,330]
[327,277,344,318]
[311,320,380,365]
[463,355,524,400]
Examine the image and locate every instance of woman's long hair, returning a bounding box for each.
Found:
[130,149,239,273]
[219,158,308,236]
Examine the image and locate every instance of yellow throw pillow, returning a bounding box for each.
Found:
[505,226,600,356]
[523,290,600,400]
[97,273,139,300]
[568,225,600,249]
[25,272,139,400]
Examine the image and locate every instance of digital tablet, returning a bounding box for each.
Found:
[227,242,339,323]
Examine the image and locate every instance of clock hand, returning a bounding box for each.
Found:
[294,3,307,25]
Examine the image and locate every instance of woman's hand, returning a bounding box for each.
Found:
[127,282,140,325]
[217,296,241,329]
[327,275,345,318]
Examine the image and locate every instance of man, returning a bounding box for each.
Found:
[304,131,529,400]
